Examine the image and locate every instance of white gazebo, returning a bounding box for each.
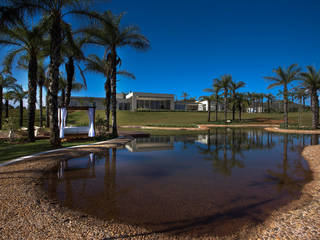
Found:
[58,106,96,139]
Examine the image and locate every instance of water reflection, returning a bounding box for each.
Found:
[44,128,315,237]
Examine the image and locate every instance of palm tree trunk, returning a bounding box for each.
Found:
[224,90,227,121]
[39,85,43,128]
[0,85,3,129]
[283,85,289,128]
[298,97,302,128]
[267,99,270,113]
[207,99,211,122]
[27,52,38,142]
[5,98,9,118]
[105,77,111,131]
[215,94,218,121]
[311,88,319,129]
[20,99,23,127]
[65,56,74,107]
[238,105,242,121]
[48,13,62,146]
[61,88,66,107]
[302,96,305,112]
[111,47,118,138]
[46,91,50,128]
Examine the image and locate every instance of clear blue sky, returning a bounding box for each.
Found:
[7,0,320,100]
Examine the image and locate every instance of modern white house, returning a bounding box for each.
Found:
[125,92,175,111]
[197,100,224,112]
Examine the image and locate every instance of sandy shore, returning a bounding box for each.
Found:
[265,127,320,134]
[0,135,319,239]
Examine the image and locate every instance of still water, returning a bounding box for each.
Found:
[43,128,314,237]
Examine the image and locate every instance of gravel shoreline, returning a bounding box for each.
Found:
[0,136,319,239]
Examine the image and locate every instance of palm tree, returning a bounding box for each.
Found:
[266,93,275,113]
[10,85,28,127]
[85,54,135,131]
[81,10,150,137]
[0,71,16,129]
[3,91,13,118]
[229,80,245,120]
[265,64,301,128]
[300,66,320,129]
[213,79,222,121]
[293,87,307,127]
[58,73,85,106]
[0,19,47,141]
[220,74,232,121]
[181,92,189,102]
[1,0,99,146]
[235,93,248,121]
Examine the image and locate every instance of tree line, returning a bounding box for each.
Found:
[201,64,320,129]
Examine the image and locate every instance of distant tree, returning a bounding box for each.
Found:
[300,66,320,129]
[265,64,301,128]
[10,85,28,127]
[181,92,189,102]
[219,75,232,121]
[229,80,245,120]
[265,93,275,113]
[3,91,13,118]
[0,71,16,129]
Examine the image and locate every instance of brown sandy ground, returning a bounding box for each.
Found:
[0,136,319,239]
[265,127,320,134]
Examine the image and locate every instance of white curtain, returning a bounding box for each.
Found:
[88,108,95,137]
[59,107,67,138]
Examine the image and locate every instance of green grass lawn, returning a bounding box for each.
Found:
[0,139,98,163]
[67,110,314,128]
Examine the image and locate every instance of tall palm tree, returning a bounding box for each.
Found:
[81,10,150,137]
[219,74,232,121]
[0,19,47,141]
[265,64,301,128]
[229,80,245,120]
[213,79,222,121]
[85,54,135,131]
[300,66,320,129]
[0,71,16,129]
[1,0,98,146]
[10,85,28,127]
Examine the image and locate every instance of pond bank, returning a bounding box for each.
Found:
[0,133,319,239]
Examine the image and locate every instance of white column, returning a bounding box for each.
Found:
[88,108,95,137]
[59,108,67,138]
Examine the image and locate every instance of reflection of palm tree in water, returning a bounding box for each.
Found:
[198,128,244,176]
[266,134,311,195]
[103,148,117,220]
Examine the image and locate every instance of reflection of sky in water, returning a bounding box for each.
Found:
[44,128,314,237]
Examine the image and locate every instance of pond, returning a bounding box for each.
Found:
[43,128,315,237]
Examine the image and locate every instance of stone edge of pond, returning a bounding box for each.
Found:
[265,127,320,134]
[0,134,319,239]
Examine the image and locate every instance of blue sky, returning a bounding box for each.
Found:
[5,0,320,101]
